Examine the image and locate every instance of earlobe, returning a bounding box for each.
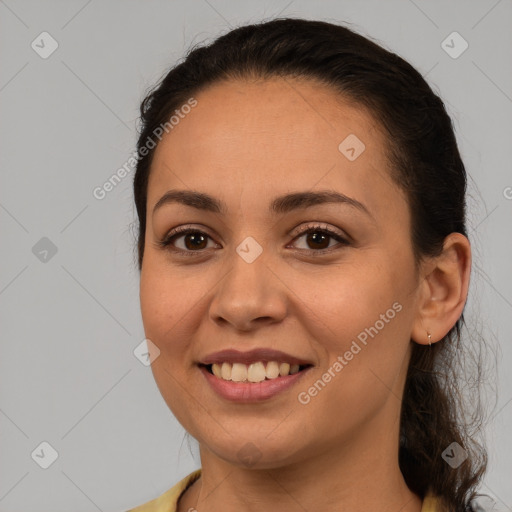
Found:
[411,233,471,345]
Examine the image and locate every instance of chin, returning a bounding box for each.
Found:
[200,432,309,469]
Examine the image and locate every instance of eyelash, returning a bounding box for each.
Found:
[158,223,350,257]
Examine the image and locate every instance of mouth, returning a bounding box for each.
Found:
[199,361,313,383]
[198,360,314,402]
[197,348,315,401]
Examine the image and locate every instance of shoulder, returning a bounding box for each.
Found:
[126,469,202,512]
[421,488,448,512]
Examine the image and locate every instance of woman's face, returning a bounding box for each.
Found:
[140,77,423,468]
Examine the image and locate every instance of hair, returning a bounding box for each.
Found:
[133,17,492,511]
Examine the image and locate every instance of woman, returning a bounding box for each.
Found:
[127,17,488,512]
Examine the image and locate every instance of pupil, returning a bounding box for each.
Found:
[308,232,328,249]
[186,233,206,250]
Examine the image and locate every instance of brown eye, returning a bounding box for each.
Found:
[159,223,349,257]
[160,228,217,252]
[303,231,331,250]
[181,232,209,250]
[290,225,349,253]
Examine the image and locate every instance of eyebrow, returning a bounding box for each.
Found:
[152,189,373,219]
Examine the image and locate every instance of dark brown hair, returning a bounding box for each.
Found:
[133,17,491,511]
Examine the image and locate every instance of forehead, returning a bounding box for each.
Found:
[147,77,403,219]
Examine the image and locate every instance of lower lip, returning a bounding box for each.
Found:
[199,365,311,402]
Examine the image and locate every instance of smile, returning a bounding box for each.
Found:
[202,361,310,382]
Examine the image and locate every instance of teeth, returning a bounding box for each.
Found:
[290,364,300,374]
[247,362,266,382]
[212,363,222,378]
[231,362,248,382]
[221,362,231,380]
[265,361,280,379]
[208,361,305,382]
[279,362,290,376]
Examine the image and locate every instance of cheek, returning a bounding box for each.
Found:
[139,254,202,358]
[294,255,413,399]
[298,256,405,346]
[139,256,207,429]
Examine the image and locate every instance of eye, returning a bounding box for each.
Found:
[158,226,218,255]
[288,223,350,253]
[158,223,350,257]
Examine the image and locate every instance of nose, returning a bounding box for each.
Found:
[208,246,288,332]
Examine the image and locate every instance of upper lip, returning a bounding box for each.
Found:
[199,348,314,366]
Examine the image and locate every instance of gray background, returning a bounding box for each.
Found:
[0,0,511,511]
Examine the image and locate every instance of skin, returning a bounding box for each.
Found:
[139,76,471,512]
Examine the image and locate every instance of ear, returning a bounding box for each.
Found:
[411,233,471,345]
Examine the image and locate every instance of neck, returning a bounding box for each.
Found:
[178,414,423,512]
